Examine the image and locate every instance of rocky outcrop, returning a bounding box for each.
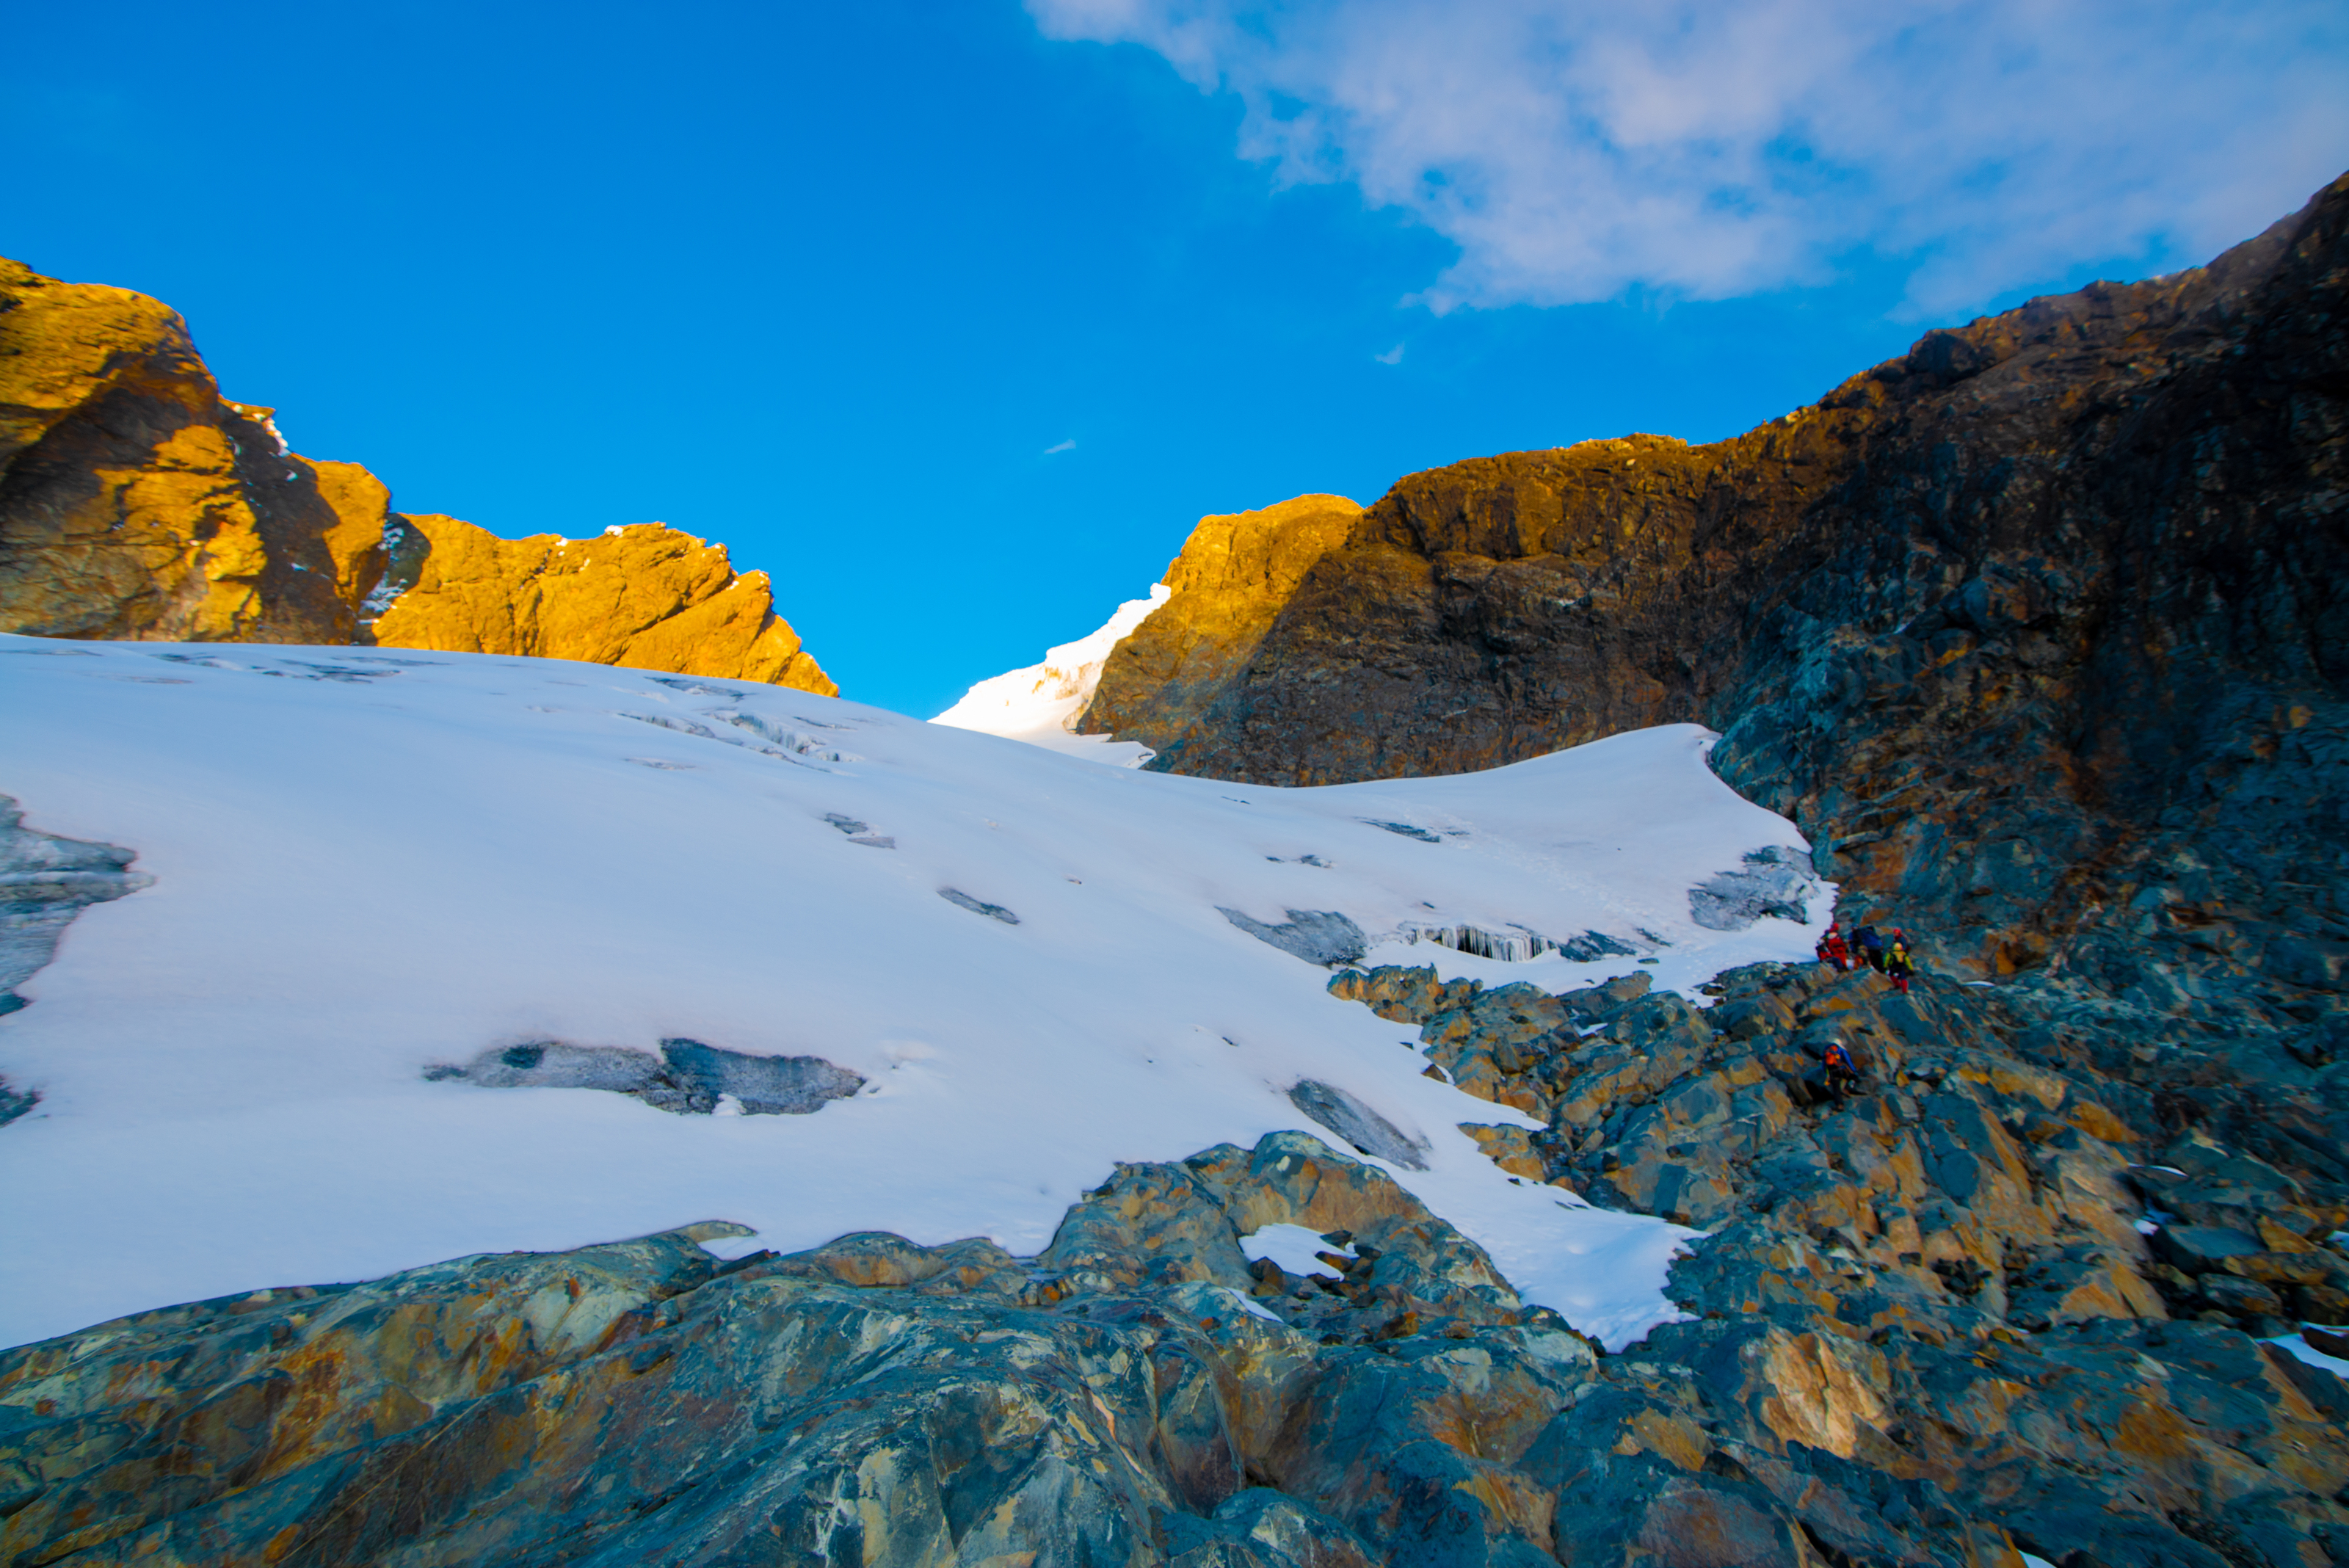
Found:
[364,514,834,692]
[14,987,2342,1568]
[7,949,2346,1564]
[0,259,388,645]
[1081,493,1362,762]
[0,1136,1609,1568]
[0,258,833,692]
[0,792,150,1125]
[1331,957,2349,1566]
[0,794,150,1020]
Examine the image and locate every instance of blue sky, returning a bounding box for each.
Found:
[7,1,2344,719]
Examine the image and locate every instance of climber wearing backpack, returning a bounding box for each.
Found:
[1822,1037,1862,1097]
[1883,931,1916,994]
[1817,923,1852,970]
[1851,923,1887,971]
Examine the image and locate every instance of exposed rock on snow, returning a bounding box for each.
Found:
[1688,845,1817,930]
[1286,1078,1429,1169]
[1399,920,1644,964]
[938,888,1020,924]
[438,1038,865,1116]
[0,794,150,1011]
[1219,906,1368,967]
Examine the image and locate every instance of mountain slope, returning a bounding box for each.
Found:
[0,258,834,692]
[1081,173,2348,983]
[7,637,2345,1567]
[1065,176,2349,1244]
[0,634,1840,1351]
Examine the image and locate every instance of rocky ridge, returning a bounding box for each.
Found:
[0,258,832,692]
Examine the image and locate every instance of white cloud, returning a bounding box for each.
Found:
[1373,342,1405,364]
[1028,0,2349,316]
[1044,438,1078,454]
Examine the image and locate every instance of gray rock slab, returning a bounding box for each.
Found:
[1220,907,1366,967]
[940,888,1020,924]
[1287,1079,1429,1170]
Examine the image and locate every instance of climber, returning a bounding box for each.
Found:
[1883,931,1916,994]
[1822,1037,1862,1097]
[1817,922,1853,970]
[1851,923,1887,970]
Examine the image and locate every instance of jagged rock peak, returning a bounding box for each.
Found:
[365,514,834,693]
[0,257,833,692]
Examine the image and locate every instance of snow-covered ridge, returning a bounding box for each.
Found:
[0,635,1829,1351]
[931,584,1169,763]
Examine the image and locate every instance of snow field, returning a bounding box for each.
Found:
[0,636,1831,1351]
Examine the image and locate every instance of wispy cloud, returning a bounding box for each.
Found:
[1044,438,1078,454]
[1373,343,1405,365]
[1028,0,2349,316]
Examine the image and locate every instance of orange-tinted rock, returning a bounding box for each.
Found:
[0,261,389,643]
[0,255,833,691]
[1081,493,1360,760]
[366,514,834,693]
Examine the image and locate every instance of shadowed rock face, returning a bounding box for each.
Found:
[1085,173,2349,987]
[0,258,834,692]
[1081,175,2349,1288]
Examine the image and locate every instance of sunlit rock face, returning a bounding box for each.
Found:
[364,513,835,693]
[1079,492,1362,763]
[0,258,832,692]
[0,259,390,645]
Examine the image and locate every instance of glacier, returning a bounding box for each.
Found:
[0,633,1829,1351]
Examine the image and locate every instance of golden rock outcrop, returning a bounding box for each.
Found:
[0,256,832,692]
[0,259,388,643]
[1078,493,1360,761]
[366,514,833,692]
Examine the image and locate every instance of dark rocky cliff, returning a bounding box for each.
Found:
[1086,173,2349,1245]
[1091,170,2347,979]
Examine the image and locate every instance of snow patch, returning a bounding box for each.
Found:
[931,584,1169,765]
[1241,1222,1356,1279]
